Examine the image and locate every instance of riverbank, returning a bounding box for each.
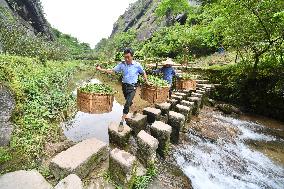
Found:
[0,55,90,174]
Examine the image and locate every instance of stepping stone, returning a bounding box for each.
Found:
[137,130,159,167]
[180,100,194,108]
[143,107,161,124]
[155,103,171,123]
[171,95,183,102]
[155,102,171,116]
[191,92,203,98]
[191,92,204,108]
[49,138,108,180]
[54,174,83,189]
[167,99,178,110]
[108,122,131,148]
[168,111,186,144]
[197,84,214,91]
[196,89,206,94]
[175,104,191,123]
[150,121,172,157]
[109,148,137,187]
[188,97,201,115]
[126,113,147,136]
[0,170,52,189]
[174,92,187,98]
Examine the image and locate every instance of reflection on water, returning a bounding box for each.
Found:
[175,114,284,189]
[62,78,123,143]
[62,99,123,143]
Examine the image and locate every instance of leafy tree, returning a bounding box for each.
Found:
[155,0,190,17]
[205,0,284,75]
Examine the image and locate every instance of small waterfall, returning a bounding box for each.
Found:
[174,114,284,189]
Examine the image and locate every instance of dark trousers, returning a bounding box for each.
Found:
[122,83,137,114]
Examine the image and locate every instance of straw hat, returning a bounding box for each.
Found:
[162,58,175,65]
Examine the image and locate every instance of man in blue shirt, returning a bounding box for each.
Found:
[153,58,177,98]
[96,48,148,132]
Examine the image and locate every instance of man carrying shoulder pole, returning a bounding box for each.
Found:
[96,48,149,132]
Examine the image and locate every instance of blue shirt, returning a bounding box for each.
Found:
[113,61,145,84]
[153,66,176,85]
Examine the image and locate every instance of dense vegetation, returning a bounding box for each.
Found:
[95,0,284,121]
[0,2,93,174]
[0,55,88,173]
[0,0,283,188]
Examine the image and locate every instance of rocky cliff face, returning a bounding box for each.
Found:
[110,0,199,41]
[111,0,166,41]
[0,0,54,40]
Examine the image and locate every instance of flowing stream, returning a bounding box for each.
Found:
[63,72,284,189]
[174,113,284,189]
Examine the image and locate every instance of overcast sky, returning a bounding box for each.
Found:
[41,0,137,48]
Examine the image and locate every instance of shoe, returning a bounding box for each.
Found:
[131,111,138,118]
[118,122,124,132]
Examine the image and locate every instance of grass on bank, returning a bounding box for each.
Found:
[0,54,91,174]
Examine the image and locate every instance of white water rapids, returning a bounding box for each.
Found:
[174,115,284,189]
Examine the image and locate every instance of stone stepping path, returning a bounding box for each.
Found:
[0,80,215,188]
[49,138,108,180]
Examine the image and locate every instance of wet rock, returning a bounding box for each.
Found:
[191,92,204,108]
[155,102,171,116]
[0,170,52,189]
[174,92,188,99]
[0,85,15,146]
[188,107,240,142]
[167,99,178,110]
[171,95,183,102]
[150,121,172,158]
[109,148,137,188]
[152,153,193,189]
[187,97,202,116]
[180,100,194,108]
[137,130,159,167]
[191,92,203,98]
[54,174,83,189]
[216,103,241,115]
[126,113,147,136]
[108,122,131,148]
[168,111,185,144]
[196,89,206,95]
[49,138,108,180]
[143,107,161,124]
[175,104,192,123]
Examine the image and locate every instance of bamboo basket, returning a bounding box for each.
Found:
[141,84,169,103]
[176,79,196,90]
[77,89,114,114]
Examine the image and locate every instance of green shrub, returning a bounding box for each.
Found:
[207,57,284,121]
[0,54,85,172]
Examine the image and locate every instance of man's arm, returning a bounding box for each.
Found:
[96,65,114,74]
[143,72,148,84]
